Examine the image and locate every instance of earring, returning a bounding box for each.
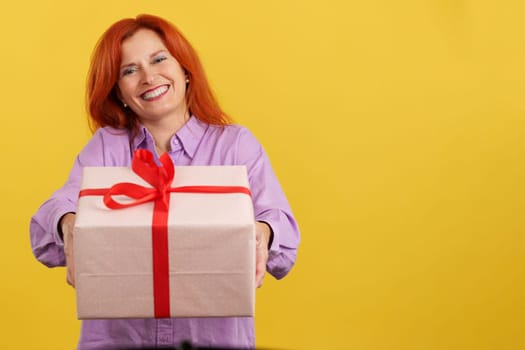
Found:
[185,77,190,83]
[123,102,128,108]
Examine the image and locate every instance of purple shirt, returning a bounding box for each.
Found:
[30,116,300,350]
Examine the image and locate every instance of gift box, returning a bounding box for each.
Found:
[73,150,255,319]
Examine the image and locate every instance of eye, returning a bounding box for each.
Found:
[153,55,167,64]
[121,66,137,76]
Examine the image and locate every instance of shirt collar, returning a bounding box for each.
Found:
[130,116,208,159]
[131,124,150,152]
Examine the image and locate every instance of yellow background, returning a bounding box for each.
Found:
[2,1,524,349]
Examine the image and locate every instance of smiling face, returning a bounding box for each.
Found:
[117,28,188,124]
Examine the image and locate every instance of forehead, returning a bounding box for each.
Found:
[121,29,168,60]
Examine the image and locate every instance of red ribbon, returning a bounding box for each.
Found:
[79,149,251,318]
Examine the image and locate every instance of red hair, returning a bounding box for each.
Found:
[87,14,231,132]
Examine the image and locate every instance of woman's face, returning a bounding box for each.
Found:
[117,29,188,123]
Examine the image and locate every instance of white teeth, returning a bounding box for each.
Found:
[142,85,168,100]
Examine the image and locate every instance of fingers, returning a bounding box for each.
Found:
[65,238,75,287]
[62,213,77,288]
[255,246,267,288]
[255,222,270,288]
[66,264,75,287]
[64,244,76,287]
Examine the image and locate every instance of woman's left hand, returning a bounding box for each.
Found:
[255,221,271,288]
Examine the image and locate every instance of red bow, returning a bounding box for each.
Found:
[103,149,174,210]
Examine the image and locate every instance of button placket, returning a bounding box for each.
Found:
[156,319,173,346]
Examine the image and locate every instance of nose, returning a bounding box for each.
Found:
[141,66,156,85]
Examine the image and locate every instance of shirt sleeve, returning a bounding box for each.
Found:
[235,127,301,280]
[29,130,109,267]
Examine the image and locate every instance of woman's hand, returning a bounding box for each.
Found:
[255,222,271,288]
[60,213,77,287]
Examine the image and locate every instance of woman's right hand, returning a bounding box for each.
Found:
[60,213,77,287]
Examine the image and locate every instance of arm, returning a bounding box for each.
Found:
[30,159,84,268]
[29,130,110,268]
[237,128,301,280]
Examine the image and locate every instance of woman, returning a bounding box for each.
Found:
[30,14,300,350]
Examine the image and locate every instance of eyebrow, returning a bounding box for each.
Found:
[120,50,169,69]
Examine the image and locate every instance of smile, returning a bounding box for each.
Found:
[141,85,169,101]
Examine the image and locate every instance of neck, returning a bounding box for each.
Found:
[142,111,190,155]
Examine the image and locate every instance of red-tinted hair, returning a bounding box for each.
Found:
[87,14,231,132]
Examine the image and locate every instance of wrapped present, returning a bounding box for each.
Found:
[73,150,255,319]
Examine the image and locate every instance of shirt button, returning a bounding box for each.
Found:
[159,336,170,343]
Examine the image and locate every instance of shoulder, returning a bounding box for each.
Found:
[78,127,131,166]
[84,126,129,151]
[207,123,261,147]
[92,126,129,140]
[210,123,265,165]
